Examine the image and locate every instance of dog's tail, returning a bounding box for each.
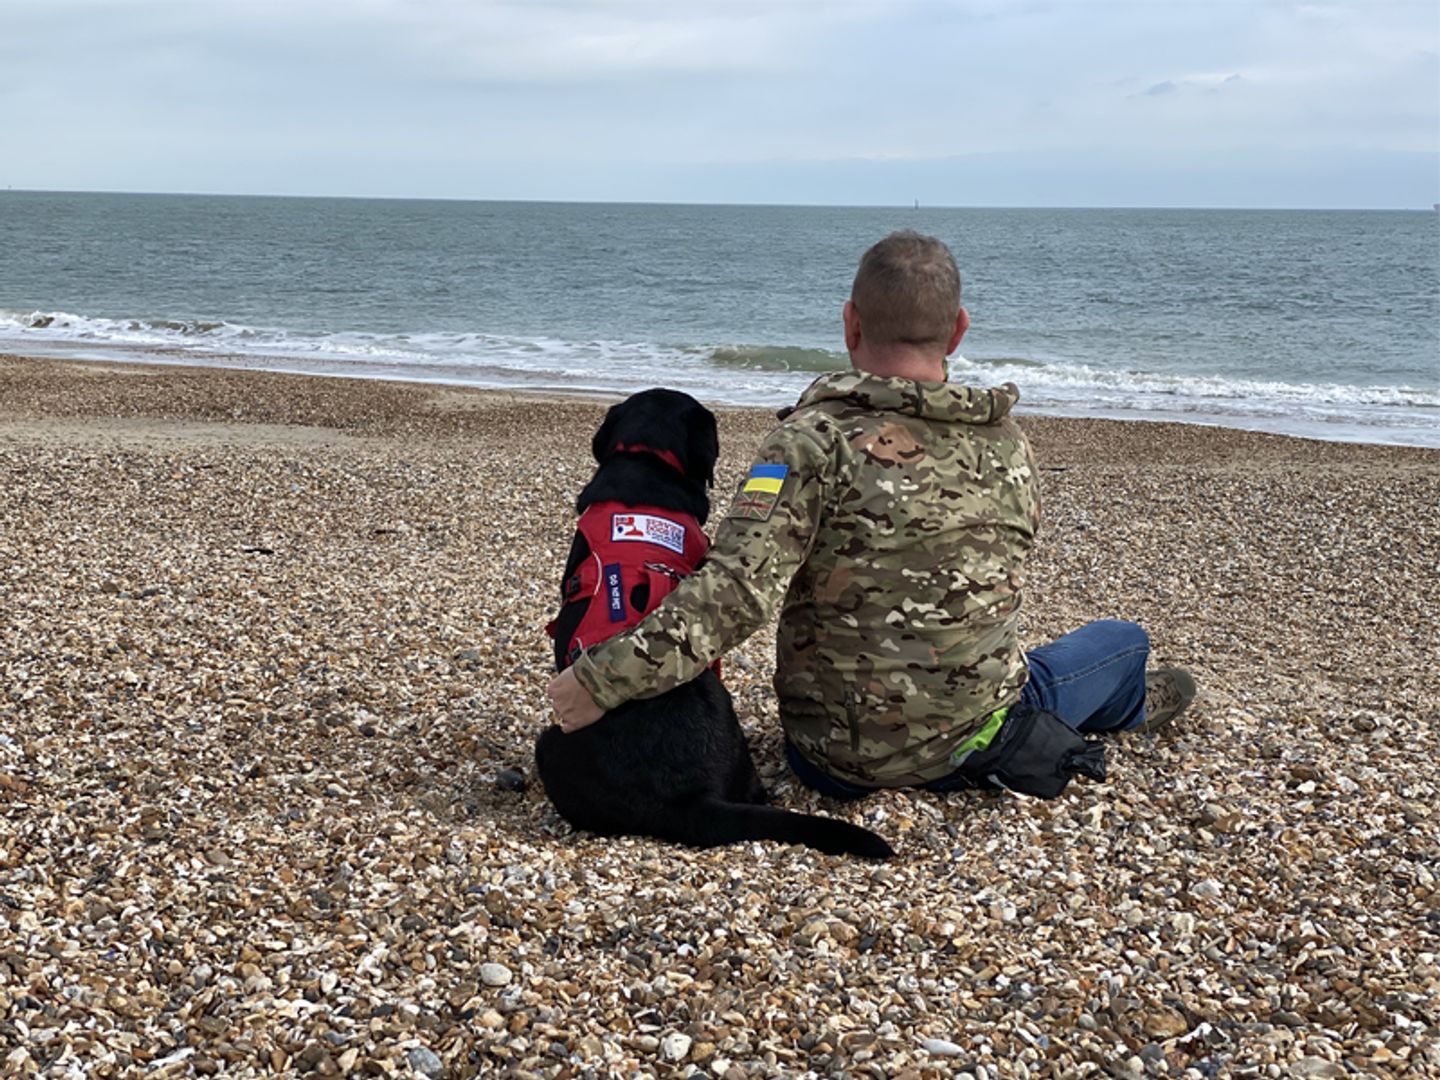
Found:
[682,800,894,859]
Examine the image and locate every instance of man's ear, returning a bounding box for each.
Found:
[946,307,970,355]
[843,300,862,352]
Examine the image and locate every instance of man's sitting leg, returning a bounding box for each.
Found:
[1021,619,1150,732]
[1021,619,1198,734]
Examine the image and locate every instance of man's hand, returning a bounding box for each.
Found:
[547,666,606,733]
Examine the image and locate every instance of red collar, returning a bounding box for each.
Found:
[612,442,684,475]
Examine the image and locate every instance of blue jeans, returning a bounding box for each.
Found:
[785,619,1150,799]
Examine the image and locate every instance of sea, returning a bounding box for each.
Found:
[1,191,1436,447]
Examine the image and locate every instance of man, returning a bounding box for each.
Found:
[548,231,1196,797]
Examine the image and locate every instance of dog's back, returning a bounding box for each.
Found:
[536,672,893,858]
[535,389,893,860]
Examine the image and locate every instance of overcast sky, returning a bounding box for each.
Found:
[3,0,1436,207]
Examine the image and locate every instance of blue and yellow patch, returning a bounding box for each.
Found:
[729,463,788,521]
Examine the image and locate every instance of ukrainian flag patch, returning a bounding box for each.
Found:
[729,463,788,521]
[743,463,788,493]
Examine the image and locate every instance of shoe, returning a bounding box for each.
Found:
[1137,667,1197,733]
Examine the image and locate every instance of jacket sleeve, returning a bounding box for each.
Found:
[571,420,841,710]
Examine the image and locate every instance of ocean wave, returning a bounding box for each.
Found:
[0,308,753,400]
[3,307,1436,423]
[0,309,696,371]
[708,345,848,373]
[5,309,234,340]
[697,339,1438,410]
[949,355,1440,410]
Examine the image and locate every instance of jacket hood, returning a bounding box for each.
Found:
[781,371,1021,425]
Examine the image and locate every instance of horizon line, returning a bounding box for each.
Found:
[3,186,1436,214]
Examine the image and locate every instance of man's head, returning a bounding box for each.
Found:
[844,231,968,379]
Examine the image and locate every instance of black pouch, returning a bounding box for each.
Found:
[959,701,1107,798]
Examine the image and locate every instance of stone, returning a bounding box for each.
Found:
[1188,879,1223,900]
[405,1047,445,1079]
[1142,1007,1189,1039]
[1291,1059,1345,1079]
[921,1038,964,1056]
[495,769,527,792]
[479,963,512,987]
[661,1033,692,1062]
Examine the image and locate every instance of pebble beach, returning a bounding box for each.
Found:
[1,354,1436,1079]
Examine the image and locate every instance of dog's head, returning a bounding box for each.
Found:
[591,388,720,491]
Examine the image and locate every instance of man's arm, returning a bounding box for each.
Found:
[550,420,842,729]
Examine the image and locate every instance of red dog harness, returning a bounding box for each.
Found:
[551,500,709,667]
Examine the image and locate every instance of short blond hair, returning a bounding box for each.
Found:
[850,231,961,348]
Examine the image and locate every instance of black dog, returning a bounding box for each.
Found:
[534,388,893,859]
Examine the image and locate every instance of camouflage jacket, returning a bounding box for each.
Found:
[571,371,1040,787]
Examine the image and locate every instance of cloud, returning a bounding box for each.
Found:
[5,0,901,83]
[366,1,807,81]
[1134,72,1244,99]
[1,0,1434,204]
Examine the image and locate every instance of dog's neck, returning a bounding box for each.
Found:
[610,442,685,475]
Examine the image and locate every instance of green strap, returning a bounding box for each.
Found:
[951,706,1009,765]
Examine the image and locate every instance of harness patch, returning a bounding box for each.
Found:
[603,562,626,623]
[611,512,687,554]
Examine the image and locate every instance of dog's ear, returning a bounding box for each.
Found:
[591,402,621,464]
[687,404,720,489]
